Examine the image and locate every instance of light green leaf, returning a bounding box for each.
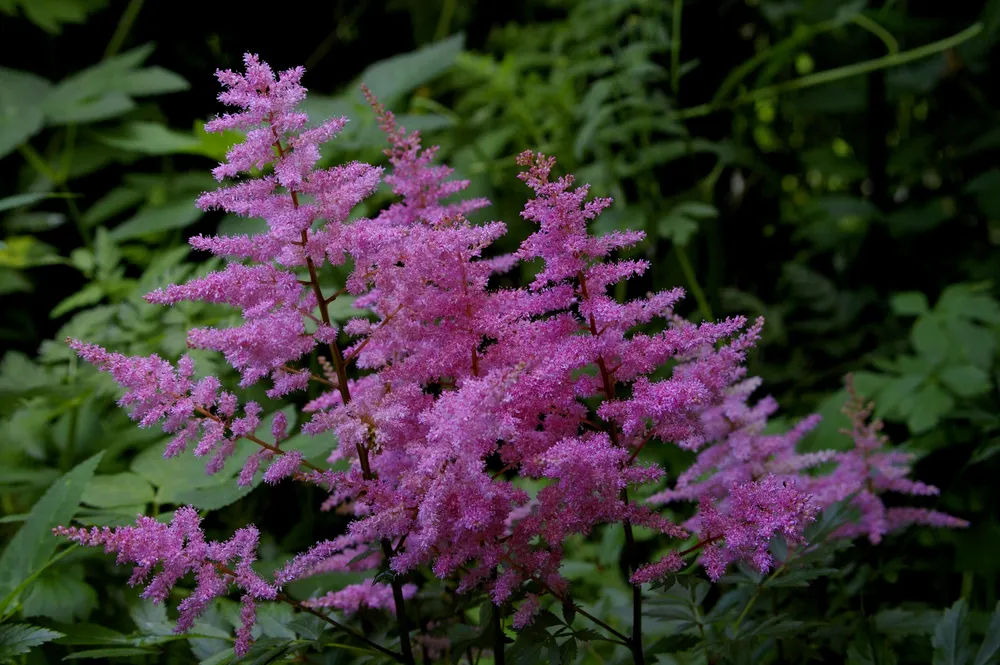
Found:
[108,198,202,241]
[932,599,972,665]
[0,624,64,660]
[0,452,103,597]
[82,472,155,508]
[357,33,466,105]
[891,291,930,316]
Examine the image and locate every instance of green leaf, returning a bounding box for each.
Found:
[21,566,97,623]
[932,599,972,665]
[63,647,158,660]
[81,187,144,228]
[874,608,940,639]
[0,624,64,661]
[118,67,189,96]
[891,292,930,316]
[50,283,105,319]
[0,192,50,213]
[357,33,466,105]
[82,472,155,508]
[0,67,50,159]
[108,198,203,241]
[911,315,950,364]
[97,122,200,155]
[0,452,103,598]
[972,601,1000,665]
[939,365,992,398]
[907,383,956,433]
[44,92,136,125]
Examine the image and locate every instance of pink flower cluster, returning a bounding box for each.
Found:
[57,54,966,656]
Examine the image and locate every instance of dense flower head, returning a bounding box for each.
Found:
[59,53,968,658]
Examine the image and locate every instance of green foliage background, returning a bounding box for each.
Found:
[1,0,999,663]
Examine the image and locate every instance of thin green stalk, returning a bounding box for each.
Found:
[104,0,145,59]
[680,22,982,119]
[850,14,899,54]
[434,0,457,41]
[670,0,683,94]
[675,245,713,321]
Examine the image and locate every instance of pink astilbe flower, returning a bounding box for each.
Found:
[303,579,418,615]
[697,476,817,581]
[54,507,276,656]
[806,376,969,543]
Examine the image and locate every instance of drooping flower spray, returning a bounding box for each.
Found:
[57,54,966,664]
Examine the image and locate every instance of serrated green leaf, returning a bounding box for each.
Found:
[932,599,972,665]
[0,452,103,598]
[0,623,64,660]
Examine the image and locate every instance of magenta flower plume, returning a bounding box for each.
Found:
[54,507,276,656]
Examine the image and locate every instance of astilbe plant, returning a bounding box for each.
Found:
[56,54,967,663]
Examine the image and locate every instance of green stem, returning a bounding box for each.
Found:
[680,22,982,119]
[675,245,713,321]
[850,13,899,54]
[434,0,457,41]
[670,0,683,94]
[104,0,145,59]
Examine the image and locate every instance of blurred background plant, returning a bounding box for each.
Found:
[1,0,998,663]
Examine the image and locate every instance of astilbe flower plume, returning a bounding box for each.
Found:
[54,507,275,656]
[56,53,966,660]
